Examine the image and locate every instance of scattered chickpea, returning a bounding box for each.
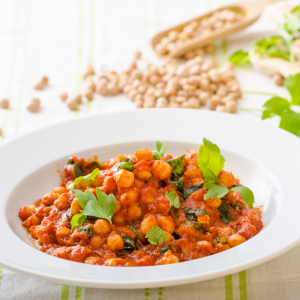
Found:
[83,64,95,79]
[272,74,284,86]
[0,128,2,137]
[34,76,49,90]
[59,92,68,102]
[66,95,82,110]
[134,50,142,59]
[27,98,41,112]
[0,98,9,109]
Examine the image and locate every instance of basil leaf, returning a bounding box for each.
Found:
[184,181,204,199]
[79,226,93,238]
[218,204,232,224]
[184,221,204,231]
[204,183,229,200]
[166,155,185,179]
[145,225,167,245]
[279,110,300,137]
[262,97,290,120]
[198,138,225,177]
[71,214,87,230]
[200,166,221,184]
[160,245,173,254]
[229,49,250,65]
[183,207,208,221]
[122,236,137,250]
[170,177,184,197]
[285,74,300,106]
[230,186,254,208]
[111,160,135,171]
[165,191,180,208]
[152,141,167,160]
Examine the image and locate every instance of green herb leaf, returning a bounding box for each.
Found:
[122,236,137,250]
[229,49,250,65]
[68,168,100,192]
[160,244,173,254]
[165,191,180,208]
[111,159,136,172]
[198,138,225,177]
[71,214,87,230]
[230,186,254,208]
[279,110,300,137]
[145,225,168,245]
[291,5,300,13]
[183,207,208,221]
[74,189,97,209]
[285,74,300,106]
[218,204,232,224]
[79,225,93,238]
[152,141,167,160]
[170,177,184,197]
[204,183,229,200]
[262,97,291,120]
[184,181,204,199]
[166,155,185,179]
[184,221,204,231]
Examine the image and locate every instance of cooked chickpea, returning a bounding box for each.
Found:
[84,256,103,265]
[42,192,60,206]
[215,243,231,253]
[158,252,179,265]
[197,214,210,226]
[53,186,68,194]
[113,210,126,224]
[205,197,222,208]
[54,194,70,210]
[134,148,154,161]
[141,215,158,234]
[135,170,152,180]
[19,205,36,221]
[128,204,142,220]
[107,231,124,251]
[71,199,82,215]
[56,227,72,237]
[90,235,105,249]
[120,189,139,206]
[0,98,9,109]
[218,171,235,189]
[158,216,175,234]
[227,234,246,247]
[22,215,41,229]
[104,258,119,266]
[114,170,134,188]
[164,231,175,242]
[184,166,203,179]
[152,161,172,181]
[102,176,117,194]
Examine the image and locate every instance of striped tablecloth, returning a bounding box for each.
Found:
[0,0,299,299]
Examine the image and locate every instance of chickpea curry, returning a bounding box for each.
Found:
[19,139,263,267]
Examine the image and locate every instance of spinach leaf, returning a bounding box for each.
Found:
[184,181,204,199]
[122,236,137,250]
[111,158,135,171]
[79,226,93,238]
[183,207,208,221]
[166,155,185,179]
[160,244,173,254]
[165,191,180,208]
[218,204,232,224]
[170,177,184,197]
[184,221,204,231]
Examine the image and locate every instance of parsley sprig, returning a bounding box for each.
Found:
[152,141,167,160]
[68,168,100,192]
[70,188,116,230]
[145,225,168,245]
[165,191,180,208]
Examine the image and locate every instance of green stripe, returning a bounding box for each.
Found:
[144,288,150,300]
[225,275,233,300]
[75,286,83,300]
[0,267,3,285]
[239,271,248,300]
[158,287,164,300]
[15,0,30,137]
[61,284,69,300]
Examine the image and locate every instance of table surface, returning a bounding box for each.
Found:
[0,0,299,299]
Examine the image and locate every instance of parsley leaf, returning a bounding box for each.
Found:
[165,191,180,208]
[74,189,97,209]
[170,177,184,197]
[68,168,100,192]
[145,225,168,245]
[166,155,185,179]
[184,181,204,199]
[111,158,135,171]
[79,226,93,238]
[152,141,167,160]
[231,186,254,208]
[229,49,250,65]
[204,183,228,200]
[279,110,300,137]
[291,5,300,13]
[198,138,225,178]
[71,214,87,230]
[262,97,290,120]
[284,74,300,106]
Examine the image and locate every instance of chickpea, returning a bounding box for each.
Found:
[218,171,235,189]
[216,105,228,113]
[114,170,134,188]
[84,256,103,265]
[19,205,36,221]
[71,199,82,215]
[215,243,231,253]
[164,231,175,242]
[134,148,153,161]
[135,169,152,180]
[0,98,9,109]
[120,189,139,206]
[156,97,168,108]
[158,216,175,234]
[197,214,210,227]
[96,81,107,96]
[158,251,179,265]
[113,210,126,224]
[27,98,41,112]
[134,50,142,59]
[225,100,237,113]
[141,215,158,235]
[53,186,68,195]
[104,258,119,266]
[184,166,202,179]
[22,215,41,229]
[42,192,60,206]
[227,234,246,247]
[128,204,142,220]
[152,161,172,181]
[205,197,222,208]
[107,231,124,251]
[54,194,70,210]
[56,227,72,237]
[102,176,117,194]
[90,235,105,249]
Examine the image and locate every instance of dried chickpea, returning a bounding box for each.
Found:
[27,98,41,112]
[59,92,68,102]
[225,100,237,113]
[0,98,9,109]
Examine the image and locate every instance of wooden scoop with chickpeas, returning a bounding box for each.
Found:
[151,0,278,58]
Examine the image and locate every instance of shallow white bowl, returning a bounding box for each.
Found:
[1,109,300,289]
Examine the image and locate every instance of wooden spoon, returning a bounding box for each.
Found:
[151,0,278,58]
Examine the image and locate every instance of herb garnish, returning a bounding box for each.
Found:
[218,204,232,224]
[79,226,93,238]
[111,158,135,171]
[170,177,184,197]
[160,244,173,254]
[166,155,185,179]
[68,168,100,192]
[165,191,180,208]
[145,225,167,245]
[184,221,204,231]
[184,181,204,199]
[229,49,250,65]
[183,207,208,221]
[152,141,167,160]
[122,236,137,250]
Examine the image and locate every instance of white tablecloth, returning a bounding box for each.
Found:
[0,0,298,299]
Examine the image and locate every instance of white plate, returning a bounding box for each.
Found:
[1,109,300,289]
